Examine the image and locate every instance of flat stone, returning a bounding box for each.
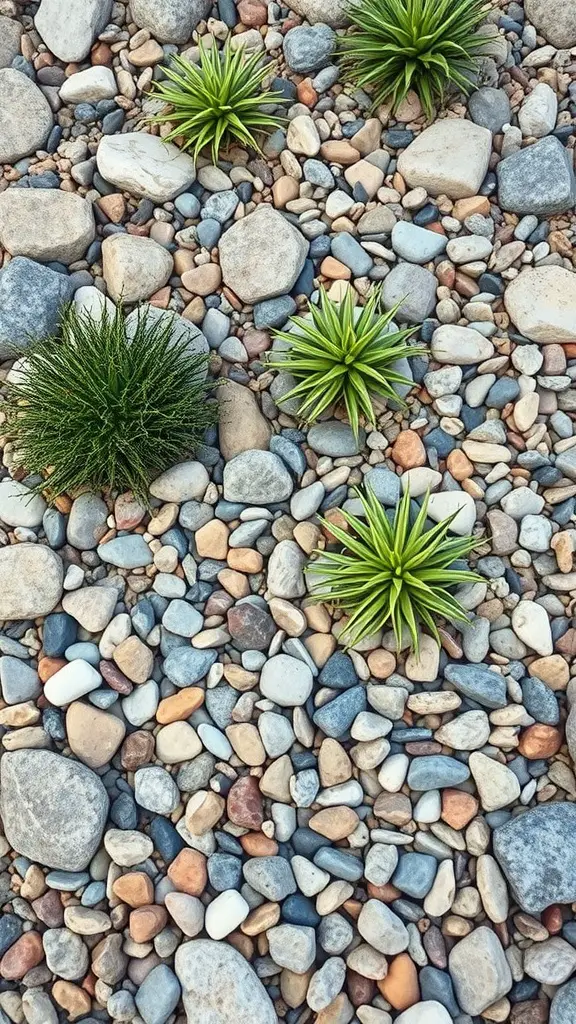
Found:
[59,66,117,103]
[0,749,108,871]
[34,0,112,61]
[307,421,364,457]
[96,133,195,203]
[150,461,209,502]
[427,490,476,536]
[493,803,576,913]
[260,654,313,706]
[449,927,511,1015]
[397,120,492,199]
[0,658,40,705]
[98,535,152,569]
[407,755,470,790]
[497,136,576,216]
[431,325,494,364]
[504,267,576,344]
[391,222,447,263]
[62,587,117,632]
[0,256,74,358]
[130,0,210,42]
[0,544,63,620]
[444,662,507,708]
[0,69,53,163]
[469,751,521,810]
[102,234,173,303]
[175,939,276,1023]
[223,450,293,504]
[219,205,307,305]
[0,190,95,265]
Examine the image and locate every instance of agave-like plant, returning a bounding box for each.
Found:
[308,485,481,652]
[4,304,218,503]
[267,287,420,438]
[340,0,490,118]
[148,40,286,163]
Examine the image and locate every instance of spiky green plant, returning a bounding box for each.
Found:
[148,40,286,163]
[4,305,218,503]
[308,486,481,652]
[267,287,420,438]
[340,0,490,118]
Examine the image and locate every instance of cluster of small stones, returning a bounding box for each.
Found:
[0,0,576,1022]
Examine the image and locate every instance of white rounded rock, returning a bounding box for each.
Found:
[60,66,117,103]
[396,1002,452,1024]
[96,132,196,203]
[511,600,553,656]
[205,890,249,940]
[260,654,313,707]
[427,490,476,537]
[0,480,46,528]
[43,660,101,707]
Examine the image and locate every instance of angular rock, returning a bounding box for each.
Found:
[223,450,293,504]
[0,544,63,620]
[449,927,511,1015]
[66,702,126,769]
[518,82,557,138]
[493,803,576,914]
[0,750,108,871]
[35,0,113,61]
[62,587,118,632]
[0,190,95,264]
[219,205,307,305]
[175,939,276,1024]
[102,234,173,303]
[382,263,437,323]
[59,66,117,103]
[0,69,53,163]
[0,256,74,358]
[504,267,576,344]
[130,0,211,42]
[217,381,271,461]
[397,120,492,199]
[497,136,576,216]
[96,133,196,203]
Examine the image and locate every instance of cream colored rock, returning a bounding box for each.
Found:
[0,190,95,264]
[397,120,492,199]
[102,235,173,303]
[288,0,349,27]
[219,205,307,305]
[504,267,576,344]
[96,132,195,203]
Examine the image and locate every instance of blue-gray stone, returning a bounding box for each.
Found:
[254,295,296,330]
[303,159,334,188]
[0,657,40,704]
[282,893,320,927]
[0,915,22,957]
[205,685,238,730]
[162,600,203,638]
[307,421,364,457]
[135,964,181,1024]
[392,853,437,897]
[43,612,77,657]
[65,642,100,666]
[111,792,138,830]
[270,435,307,477]
[149,817,185,863]
[45,870,91,891]
[391,221,447,263]
[43,507,66,548]
[319,652,357,690]
[284,24,335,73]
[202,307,230,348]
[81,881,106,906]
[364,466,400,506]
[551,980,576,1024]
[498,136,576,216]
[494,802,576,914]
[97,535,152,569]
[407,755,470,790]
[0,256,74,358]
[131,598,156,640]
[444,663,507,709]
[331,232,373,276]
[208,852,242,892]
[196,218,221,248]
[419,966,460,1017]
[313,65,340,92]
[313,685,367,739]
[522,675,559,725]
[243,856,296,901]
[201,190,239,224]
[163,648,217,686]
[314,847,364,882]
[174,193,201,218]
[468,87,511,133]
[486,377,520,409]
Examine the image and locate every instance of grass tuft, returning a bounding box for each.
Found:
[149,40,286,163]
[267,286,421,438]
[340,0,490,119]
[308,485,482,652]
[4,304,218,503]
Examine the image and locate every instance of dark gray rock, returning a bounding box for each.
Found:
[382,262,437,323]
[0,256,73,358]
[494,803,576,913]
[497,136,576,216]
[469,87,511,133]
[444,663,507,709]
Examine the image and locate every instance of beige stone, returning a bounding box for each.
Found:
[66,702,125,769]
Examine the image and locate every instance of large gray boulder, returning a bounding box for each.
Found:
[175,939,276,1024]
[497,136,576,216]
[0,545,63,620]
[494,803,576,913]
[0,69,53,164]
[0,750,109,871]
[130,0,211,42]
[34,0,113,62]
[96,133,196,204]
[0,257,74,358]
[525,0,576,48]
[219,205,308,305]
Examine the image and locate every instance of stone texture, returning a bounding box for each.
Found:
[525,0,576,47]
[497,136,576,216]
[397,120,492,199]
[219,205,307,304]
[97,133,195,204]
[0,191,95,265]
[223,450,293,504]
[35,0,113,61]
[175,939,276,1024]
[288,0,349,27]
[449,927,511,1015]
[493,803,576,914]
[0,69,53,163]
[102,234,173,303]
[217,381,271,461]
[130,0,211,42]
[504,267,576,344]
[0,17,22,69]
[0,750,108,871]
[0,257,74,358]
[0,545,63,621]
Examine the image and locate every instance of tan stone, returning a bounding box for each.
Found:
[156,721,201,764]
[227,548,263,573]
[112,872,154,908]
[218,568,250,598]
[447,449,474,481]
[273,175,299,208]
[129,39,164,65]
[129,905,167,942]
[195,520,229,559]
[217,381,271,462]
[529,654,569,690]
[391,430,426,469]
[452,196,491,220]
[181,263,222,296]
[66,702,126,769]
[113,635,153,684]
[167,849,207,896]
[147,503,178,537]
[52,980,91,1020]
[156,687,204,724]
[225,723,266,766]
[185,790,225,834]
[0,702,40,727]
[241,902,281,935]
[320,256,351,280]
[309,806,359,840]
[318,738,352,787]
[260,754,293,802]
[320,141,361,165]
[367,649,396,679]
[377,953,420,1010]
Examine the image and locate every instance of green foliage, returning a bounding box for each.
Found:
[267,287,420,438]
[308,485,481,652]
[4,305,218,503]
[149,40,286,163]
[340,0,489,118]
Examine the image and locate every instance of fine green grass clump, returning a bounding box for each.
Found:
[267,287,420,438]
[340,0,489,118]
[308,485,481,652]
[4,305,218,503]
[149,40,286,163]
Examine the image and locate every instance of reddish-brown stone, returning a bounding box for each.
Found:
[129,906,167,943]
[510,1001,549,1024]
[541,904,563,935]
[99,661,133,695]
[518,724,562,759]
[167,849,207,897]
[237,0,267,24]
[120,730,155,770]
[347,969,376,1007]
[240,833,278,856]
[227,775,264,830]
[0,931,44,980]
[32,890,64,928]
[227,604,275,652]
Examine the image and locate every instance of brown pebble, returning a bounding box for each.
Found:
[120,731,155,771]
[347,969,376,1007]
[167,849,207,897]
[541,904,563,935]
[510,1000,548,1024]
[52,980,91,1020]
[156,687,204,724]
[377,952,419,1010]
[391,430,426,469]
[129,905,167,943]
[517,724,562,759]
[308,806,359,840]
[441,789,479,830]
[99,661,133,695]
[32,890,64,928]
[227,775,264,830]
[423,924,447,967]
[114,492,146,530]
[38,656,66,682]
[112,873,154,909]
[0,932,44,980]
[237,0,267,24]
[405,741,442,755]
[240,833,279,857]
